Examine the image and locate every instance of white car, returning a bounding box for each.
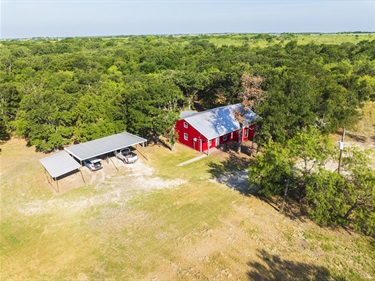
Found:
[85,158,103,171]
[115,148,138,164]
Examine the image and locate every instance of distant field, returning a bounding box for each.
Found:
[88,33,375,48]
[1,134,374,280]
[203,33,375,47]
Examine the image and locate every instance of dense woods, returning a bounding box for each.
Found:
[1,35,374,149]
[1,34,374,234]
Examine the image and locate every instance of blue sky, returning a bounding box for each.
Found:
[1,0,374,39]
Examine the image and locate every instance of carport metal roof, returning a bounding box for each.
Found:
[40,151,81,179]
[64,132,147,161]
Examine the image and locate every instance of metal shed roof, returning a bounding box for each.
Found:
[64,132,147,161]
[40,151,81,179]
[181,104,258,140]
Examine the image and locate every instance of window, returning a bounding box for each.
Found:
[244,129,249,138]
[183,122,188,128]
[184,133,188,141]
[223,135,227,141]
[231,132,233,139]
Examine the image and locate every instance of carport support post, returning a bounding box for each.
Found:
[55,177,59,193]
[44,169,51,184]
[137,141,149,161]
[146,141,149,161]
[109,156,119,171]
[80,169,86,185]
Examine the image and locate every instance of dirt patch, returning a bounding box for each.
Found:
[207,141,256,194]
[210,170,249,193]
[18,159,186,216]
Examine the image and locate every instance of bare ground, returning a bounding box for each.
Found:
[18,157,186,216]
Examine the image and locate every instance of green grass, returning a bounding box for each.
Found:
[81,33,375,49]
[1,138,374,280]
[204,33,375,47]
[303,228,375,280]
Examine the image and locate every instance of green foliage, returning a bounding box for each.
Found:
[305,169,351,226]
[0,35,374,151]
[249,140,296,196]
[341,147,375,235]
[249,127,375,236]
[0,115,10,140]
[305,148,375,236]
[288,127,335,174]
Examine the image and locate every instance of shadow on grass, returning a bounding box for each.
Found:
[208,150,310,222]
[208,145,312,223]
[247,249,333,281]
[207,150,252,195]
[346,132,367,143]
[149,136,173,151]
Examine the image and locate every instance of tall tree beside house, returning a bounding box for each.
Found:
[172,71,211,110]
[249,139,298,213]
[121,75,183,142]
[163,110,180,151]
[234,74,265,152]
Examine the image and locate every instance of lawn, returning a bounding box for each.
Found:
[1,138,374,280]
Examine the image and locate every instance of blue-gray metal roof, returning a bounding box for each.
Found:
[64,132,147,161]
[180,110,197,119]
[40,151,81,179]
[181,104,258,140]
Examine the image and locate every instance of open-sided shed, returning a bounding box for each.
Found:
[40,151,81,179]
[64,132,147,162]
[39,151,83,191]
[39,132,147,191]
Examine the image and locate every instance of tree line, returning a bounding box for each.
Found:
[0,35,374,235]
[1,35,374,150]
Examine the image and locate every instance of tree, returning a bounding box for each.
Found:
[250,128,375,235]
[234,74,265,152]
[305,147,375,236]
[341,147,375,235]
[0,115,9,140]
[171,71,211,110]
[288,127,335,175]
[305,169,351,226]
[121,75,183,142]
[249,140,297,212]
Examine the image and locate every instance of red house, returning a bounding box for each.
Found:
[175,104,258,154]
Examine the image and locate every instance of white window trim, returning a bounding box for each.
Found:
[231,132,233,139]
[208,139,212,146]
[223,135,227,141]
[184,133,188,141]
[183,122,188,128]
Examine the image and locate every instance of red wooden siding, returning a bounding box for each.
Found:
[175,119,208,152]
[242,125,256,142]
[175,120,256,153]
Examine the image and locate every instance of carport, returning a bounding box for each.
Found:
[64,132,147,169]
[39,151,84,192]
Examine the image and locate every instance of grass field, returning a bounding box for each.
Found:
[1,132,374,280]
[198,33,375,47]
[99,33,375,48]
